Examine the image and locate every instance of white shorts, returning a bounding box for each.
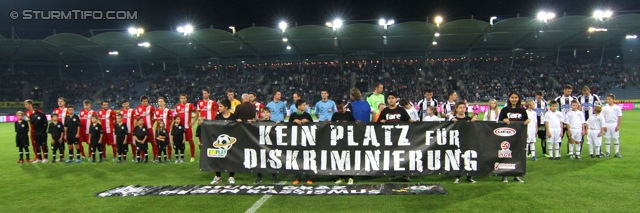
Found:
[587,129,602,146]
[548,128,562,143]
[570,128,582,142]
[527,127,537,142]
[604,123,619,139]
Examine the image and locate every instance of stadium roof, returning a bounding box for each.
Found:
[1,14,639,64]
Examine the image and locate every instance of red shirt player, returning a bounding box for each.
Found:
[78,100,96,157]
[53,97,68,124]
[52,97,68,159]
[198,88,219,120]
[136,96,157,160]
[249,92,263,119]
[175,93,199,161]
[98,100,117,159]
[120,99,137,159]
[24,100,41,161]
[155,97,174,160]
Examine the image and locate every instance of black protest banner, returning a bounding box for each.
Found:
[199,121,526,176]
[95,184,447,196]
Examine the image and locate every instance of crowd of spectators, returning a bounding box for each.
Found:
[2,57,635,112]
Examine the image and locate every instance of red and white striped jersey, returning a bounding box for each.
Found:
[79,109,97,134]
[154,107,173,131]
[26,109,35,132]
[98,108,117,133]
[197,99,219,120]
[53,107,68,124]
[135,105,155,129]
[254,102,264,119]
[119,108,135,133]
[175,103,196,129]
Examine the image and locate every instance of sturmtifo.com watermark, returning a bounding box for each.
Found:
[9,10,137,20]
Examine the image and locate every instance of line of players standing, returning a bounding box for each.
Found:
[14,88,254,164]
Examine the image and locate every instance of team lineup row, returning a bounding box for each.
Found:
[13,84,623,185]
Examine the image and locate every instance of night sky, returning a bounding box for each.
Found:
[1,0,639,39]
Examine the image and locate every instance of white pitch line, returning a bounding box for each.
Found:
[245,181,286,213]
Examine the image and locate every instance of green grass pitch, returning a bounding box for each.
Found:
[0,111,638,213]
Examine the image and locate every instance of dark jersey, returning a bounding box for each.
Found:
[133,126,149,141]
[47,122,64,138]
[331,112,355,122]
[289,112,313,123]
[171,124,186,137]
[15,120,29,134]
[29,111,48,133]
[449,115,472,121]
[378,107,410,123]
[156,128,168,142]
[114,123,128,138]
[499,106,529,121]
[89,123,103,140]
[64,114,81,134]
[215,113,238,121]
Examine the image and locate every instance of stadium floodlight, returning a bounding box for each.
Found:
[279,21,288,32]
[594,10,613,21]
[432,41,437,45]
[229,26,236,34]
[177,24,194,36]
[282,38,288,42]
[435,16,443,26]
[379,19,394,29]
[108,51,118,55]
[327,19,343,31]
[138,42,150,47]
[434,32,440,37]
[588,27,608,32]
[627,35,638,39]
[128,27,144,37]
[537,11,555,23]
[286,45,292,50]
[490,16,497,25]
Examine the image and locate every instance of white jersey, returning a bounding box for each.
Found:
[405,107,419,121]
[484,109,500,121]
[586,114,605,130]
[422,115,441,121]
[578,94,601,120]
[526,110,537,129]
[602,104,622,124]
[544,111,564,129]
[564,110,586,129]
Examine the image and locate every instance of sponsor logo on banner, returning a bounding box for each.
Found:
[207,134,237,158]
[494,162,516,170]
[494,127,516,137]
[498,141,512,158]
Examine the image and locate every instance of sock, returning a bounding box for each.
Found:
[19,151,23,160]
[569,144,574,155]
[596,146,601,155]
[25,147,30,160]
[112,145,117,158]
[167,145,173,159]
[69,149,74,160]
[605,139,611,154]
[530,143,536,157]
[145,154,148,162]
[189,141,195,158]
[525,144,530,155]
[52,149,57,161]
[547,142,554,157]
[576,143,581,156]
[614,138,620,153]
[136,151,141,162]
[589,143,594,155]
[101,144,107,159]
[555,143,560,157]
[541,139,547,154]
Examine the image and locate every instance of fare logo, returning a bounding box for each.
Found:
[493,127,516,137]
